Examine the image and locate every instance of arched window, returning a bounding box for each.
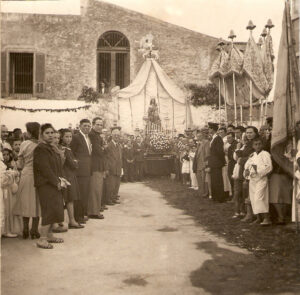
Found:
[97,31,130,90]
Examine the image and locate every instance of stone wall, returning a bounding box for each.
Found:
[1,0,218,100]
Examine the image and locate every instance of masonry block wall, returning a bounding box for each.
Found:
[1,0,218,100]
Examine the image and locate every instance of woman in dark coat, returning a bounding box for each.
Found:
[33,123,65,249]
[59,129,83,229]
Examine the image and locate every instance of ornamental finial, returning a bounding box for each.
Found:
[265,19,274,29]
[261,28,267,38]
[258,37,264,47]
[246,20,256,30]
[228,30,236,40]
[138,33,159,59]
[217,38,226,46]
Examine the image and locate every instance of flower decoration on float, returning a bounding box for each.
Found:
[149,131,171,153]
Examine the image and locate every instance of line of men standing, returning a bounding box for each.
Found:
[70,117,122,224]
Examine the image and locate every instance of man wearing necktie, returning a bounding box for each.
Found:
[70,119,92,224]
[105,127,123,205]
[88,117,106,219]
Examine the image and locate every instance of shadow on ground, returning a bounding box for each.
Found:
[145,177,300,294]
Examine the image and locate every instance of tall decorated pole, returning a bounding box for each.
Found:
[246,20,256,125]
[217,39,225,124]
[229,29,238,126]
[258,36,264,127]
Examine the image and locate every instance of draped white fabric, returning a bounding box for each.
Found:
[117,58,188,134]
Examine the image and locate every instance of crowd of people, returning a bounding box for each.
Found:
[172,118,299,227]
[0,118,125,249]
[1,116,299,249]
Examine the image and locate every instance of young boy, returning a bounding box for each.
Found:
[244,137,272,225]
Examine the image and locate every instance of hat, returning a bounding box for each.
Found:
[178,134,185,138]
[208,122,219,131]
[199,127,209,134]
[110,126,121,132]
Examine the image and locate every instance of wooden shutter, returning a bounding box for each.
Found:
[35,53,45,97]
[1,51,7,97]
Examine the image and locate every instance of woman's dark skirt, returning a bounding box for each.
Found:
[37,184,64,226]
[63,175,80,203]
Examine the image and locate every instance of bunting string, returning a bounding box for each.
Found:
[0,105,91,113]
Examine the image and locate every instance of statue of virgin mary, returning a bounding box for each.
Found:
[147,98,161,125]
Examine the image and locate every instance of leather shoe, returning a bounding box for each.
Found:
[52,226,68,233]
[77,219,86,224]
[113,200,121,204]
[89,215,104,219]
[69,223,84,229]
[107,202,115,205]
[83,216,89,221]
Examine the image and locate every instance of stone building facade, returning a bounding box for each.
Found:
[1,0,219,100]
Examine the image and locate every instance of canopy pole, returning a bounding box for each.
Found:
[222,78,228,125]
[240,105,243,125]
[172,98,175,138]
[185,97,188,130]
[129,97,134,132]
[249,79,253,125]
[218,78,221,124]
[144,87,146,115]
[233,73,237,126]
[259,98,263,127]
[264,100,268,123]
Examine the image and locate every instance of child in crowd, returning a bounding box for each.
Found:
[232,150,245,218]
[189,145,198,190]
[11,138,22,162]
[244,137,272,226]
[2,148,17,170]
[181,145,190,185]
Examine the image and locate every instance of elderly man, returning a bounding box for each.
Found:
[88,117,106,219]
[193,128,210,198]
[105,127,122,205]
[1,125,12,150]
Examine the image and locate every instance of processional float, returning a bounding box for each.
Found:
[209,19,275,126]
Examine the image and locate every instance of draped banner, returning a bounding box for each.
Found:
[271,1,300,155]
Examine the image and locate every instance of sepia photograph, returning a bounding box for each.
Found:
[0,0,299,294]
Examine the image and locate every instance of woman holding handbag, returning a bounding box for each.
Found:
[33,123,66,249]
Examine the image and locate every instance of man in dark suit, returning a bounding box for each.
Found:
[133,135,145,181]
[208,122,226,203]
[87,117,106,219]
[227,132,237,197]
[70,119,92,224]
[105,127,122,205]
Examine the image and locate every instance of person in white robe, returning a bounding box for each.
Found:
[244,137,272,226]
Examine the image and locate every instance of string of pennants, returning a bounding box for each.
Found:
[0,105,91,113]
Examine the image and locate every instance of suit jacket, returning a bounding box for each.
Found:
[193,139,210,173]
[89,129,106,173]
[227,140,237,177]
[105,141,122,176]
[133,142,145,162]
[208,135,225,168]
[237,140,255,179]
[33,142,63,188]
[70,133,91,177]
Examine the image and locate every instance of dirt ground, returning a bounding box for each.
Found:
[2,179,300,295]
[145,177,300,294]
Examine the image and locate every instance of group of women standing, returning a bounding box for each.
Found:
[2,122,81,249]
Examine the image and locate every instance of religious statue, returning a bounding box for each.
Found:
[147,98,161,125]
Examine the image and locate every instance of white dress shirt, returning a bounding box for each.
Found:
[80,130,92,154]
